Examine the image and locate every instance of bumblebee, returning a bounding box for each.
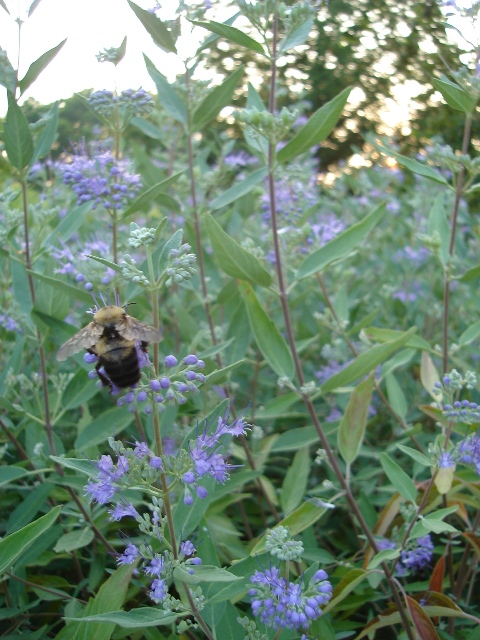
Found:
[57,305,162,390]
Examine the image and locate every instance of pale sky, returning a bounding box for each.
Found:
[0,0,196,115]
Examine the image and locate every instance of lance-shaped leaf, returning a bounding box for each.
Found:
[0,507,62,574]
[374,142,450,186]
[296,202,384,280]
[121,172,183,219]
[338,374,374,465]
[205,213,272,287]
[66,609,179,628]
[128,1,177,53]
[321,327,417,393]
[432,77,476,115]
[278,16,313,54]
[406,596,440,640]
[0,49,16,92]
[18,39,67,95]
[30,101,59,166]
[193,20,265,55]
[280,447,311,514]
[192,65,244,131]
[210,167,267,210]
[144,55,187,126]
[380,452,417,503]
[4,92,34,171]
[277,86,351,164]
[240,282,294,379]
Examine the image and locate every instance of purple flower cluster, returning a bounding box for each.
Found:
[249,566,332,630]
[88,88,153,118]
[443,401,480,424]
[377,535,434,575]
[60,149,141,211]
[458,432,480,474]
[114,353,205,409]
[182,413,249,504]
[84,453,131,504]
[0,313,21,332]
[52,237,116,290]
[117,538,200,603]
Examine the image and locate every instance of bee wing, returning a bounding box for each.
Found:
[119,316,162,343]
[56,323,101,361]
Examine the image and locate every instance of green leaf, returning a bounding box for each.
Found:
[420,351,441,400]
[192,65,244,131]
[375,142,450,186]
[432,77,476,115]
[367,548,400,570]
[256,393,302,421]
[128,1,177,53]
[428,192,450,265]
[42,202,91,248]
[18,39,67,95]
[120,173,183,220]
[280,447,311,514]
[0,466,28,487]
[271,426,321,452]
[50,456,96,477]
[4,92,34,170]
[30,101,59,166]
[205,213,272,286]
[74,564,137,640]
[321,327,417,393]
[277,86,351,164]
[54,528,94,553]
[240,282,294,379]
[380,452,417,503]
[173,565,242,585]
[75,407,134,450]
[458,264,480,283]
[205,359,245,386]
[297,202,384,279]
[385,372,408,419]
[338,374,374,465]
[26,270,93,303]
[459,320,480,346]
[324,568,370,614]
[6,482,53,534]
[0,48,15,92]
[144,55,187,126]
[66,608,179,629]
[278,16,313,54]
[396,444,431,467]
[84,255,122,273]
[0,507,62,574]
[363,326,432,351]
[210,167,268,210]
[192,20,265,54]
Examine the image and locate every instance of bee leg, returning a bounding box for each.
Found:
[140,341,148,353]
[95,361,113,391]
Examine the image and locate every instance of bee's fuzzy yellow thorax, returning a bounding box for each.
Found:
[94,306,125,325]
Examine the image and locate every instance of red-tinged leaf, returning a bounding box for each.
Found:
[406,596,440,640]
[462,532,480,560]
[420,591,462,610]
[429,555,446,593]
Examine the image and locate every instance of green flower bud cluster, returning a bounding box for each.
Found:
[265,526,304,561]
[283,1,314,32]
[166,244,197,287]
[426,142,480,178]
[238,616,268,640]
[120,254,149,286]
[236,107,298,145]
[96,45,125,66]
[128,222,156,248]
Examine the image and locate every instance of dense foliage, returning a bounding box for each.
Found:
[0,1,479,639]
